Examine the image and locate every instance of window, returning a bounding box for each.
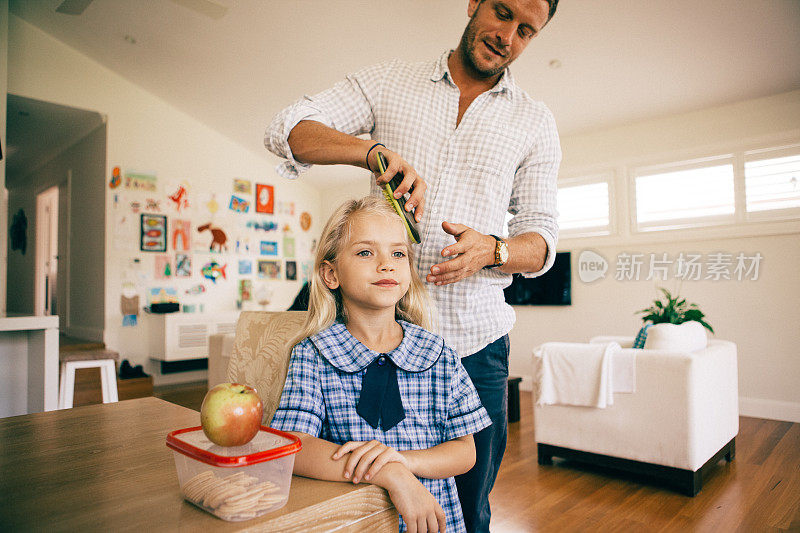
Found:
[557,181,610,233]
[744,150,800,213]
[634,161,735,228]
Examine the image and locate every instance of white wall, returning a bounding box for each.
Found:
[8,14,322,384]
[510,90,800,423]
[321,91,800,423]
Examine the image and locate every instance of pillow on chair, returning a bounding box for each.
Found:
[643,321,708,352]
[632,324,652,349]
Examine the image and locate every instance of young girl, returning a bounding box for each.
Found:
[270,196,490,533]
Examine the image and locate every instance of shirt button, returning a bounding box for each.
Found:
[377,356,387,366]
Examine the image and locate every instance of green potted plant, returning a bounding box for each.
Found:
[633,288,713,349]
[637,288,714,333]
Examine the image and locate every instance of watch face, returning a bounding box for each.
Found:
[499,243,509,263]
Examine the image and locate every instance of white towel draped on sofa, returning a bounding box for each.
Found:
[534,342,634,408]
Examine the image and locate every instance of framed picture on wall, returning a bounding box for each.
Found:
[140,214,167,252]
[285,260,297,281]
[255,184,274,214]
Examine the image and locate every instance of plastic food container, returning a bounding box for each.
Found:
[166,426,301,521]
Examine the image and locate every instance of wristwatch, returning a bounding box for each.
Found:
[486,235,509,268]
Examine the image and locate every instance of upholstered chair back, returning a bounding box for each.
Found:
[227,311,307,425]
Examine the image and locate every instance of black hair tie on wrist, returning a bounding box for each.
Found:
[365,142,386,173]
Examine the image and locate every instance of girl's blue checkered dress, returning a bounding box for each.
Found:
[271,320,492,533]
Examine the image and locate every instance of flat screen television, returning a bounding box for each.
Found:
[503,251,571,306]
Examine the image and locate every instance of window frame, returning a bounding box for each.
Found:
[556,171,616,239]
[741,143,800,223]
[630,154,737,233]
[555,137,800,248]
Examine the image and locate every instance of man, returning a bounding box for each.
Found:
[266,1,560,530]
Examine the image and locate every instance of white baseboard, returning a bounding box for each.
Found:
[515,375,800,423]
[739,397,800,424]
[65,325,104,342]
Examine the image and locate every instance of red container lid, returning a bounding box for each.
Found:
[166,426,301,467]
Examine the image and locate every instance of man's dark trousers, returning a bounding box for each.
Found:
[455,335,509,532]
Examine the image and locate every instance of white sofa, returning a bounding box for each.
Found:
[533,335,738,496]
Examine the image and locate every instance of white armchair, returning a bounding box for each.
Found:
[532,335,738,496]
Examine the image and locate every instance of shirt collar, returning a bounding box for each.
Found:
[430,49,515,99]
[310,321,444,373]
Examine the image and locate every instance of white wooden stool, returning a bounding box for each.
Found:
[58,350,120,409]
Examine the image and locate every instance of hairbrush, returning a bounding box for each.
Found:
[376,151,421,244]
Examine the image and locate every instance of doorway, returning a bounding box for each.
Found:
[6,94,106,339]
[35,185,59,316]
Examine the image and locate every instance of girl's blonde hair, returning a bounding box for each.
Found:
[291,196,434,349]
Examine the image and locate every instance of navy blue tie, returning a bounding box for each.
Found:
[356,355,406,432]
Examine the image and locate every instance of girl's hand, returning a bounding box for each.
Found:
[383,465,447,533]
[332,440,411,484]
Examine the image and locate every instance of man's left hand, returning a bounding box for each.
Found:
[427,221,496,286]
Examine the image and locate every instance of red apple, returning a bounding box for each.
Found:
[200,383,263,447]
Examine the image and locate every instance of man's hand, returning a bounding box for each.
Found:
[427,222,496,286]
[332,440,410,484]
[367,148,427,222]
[379,464,447,533]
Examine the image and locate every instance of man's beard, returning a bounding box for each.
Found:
[459,14,508,78]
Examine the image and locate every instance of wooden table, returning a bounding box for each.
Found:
[0,397,398,532]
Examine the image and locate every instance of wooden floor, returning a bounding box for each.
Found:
[153,382,800,532]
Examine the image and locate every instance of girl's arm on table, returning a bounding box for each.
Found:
[288,432,446,532]
[333,435,476,483]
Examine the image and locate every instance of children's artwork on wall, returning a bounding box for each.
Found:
[258,260,280,280]
[202,261,227,283]
[125,171,157,191]
[109,166,122,189]
[283,236,295,258]
[238,279,253,302]
[149,287,179,304]
[255,184,274,214]
[140,214,167,252]
[172,219,191,251]
[276,201,295,216]
[233,179,251,194]
[238,260,253,275]
[145,198,161,212]
[301,261,311,284]
[246,219,277,232]
[285,260,297,281]
[300,212,312,231]
[198,223,228,252]
[175,253,191,277]
[168,184,190,211]
[155,255,172,279]
[121,282,139,327]
[205,194,219,215]
[235,237,252,254]
[229,195,250,213]
[130,201,142,213]
[260,241,278,256]
[113,210,136,251]
[186,284,206,295]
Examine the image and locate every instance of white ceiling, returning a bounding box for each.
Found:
[8,0,800,188]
